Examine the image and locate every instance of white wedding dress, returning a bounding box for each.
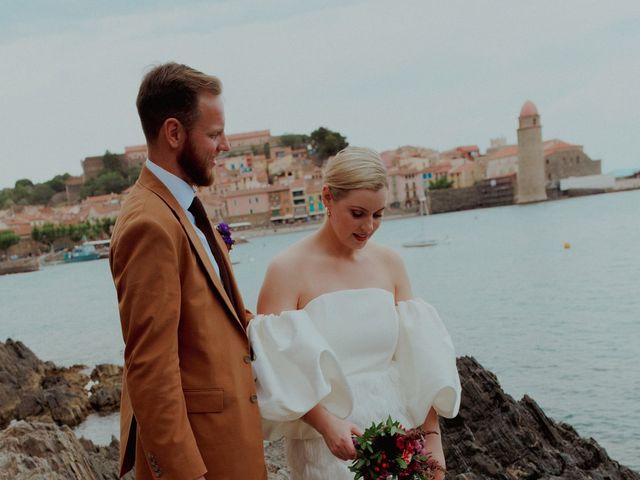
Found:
[248,288,461,480]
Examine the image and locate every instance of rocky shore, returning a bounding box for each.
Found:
[0,339,637,479]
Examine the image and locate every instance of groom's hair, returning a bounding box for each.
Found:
[136,62,222,142]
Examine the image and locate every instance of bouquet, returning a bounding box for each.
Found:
[349,417,444,480]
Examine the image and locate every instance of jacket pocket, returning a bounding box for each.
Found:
[183,387,224,413]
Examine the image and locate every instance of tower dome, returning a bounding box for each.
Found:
[520,100,539,117]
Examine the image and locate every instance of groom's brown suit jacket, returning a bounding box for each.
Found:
[110,166,266,480]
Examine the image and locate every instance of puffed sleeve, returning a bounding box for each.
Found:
[395,299,461,425]
[248,310,354,440]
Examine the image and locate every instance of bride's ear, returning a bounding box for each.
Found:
[321,185,333,210]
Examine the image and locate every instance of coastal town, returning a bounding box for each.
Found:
[1,100,639,266]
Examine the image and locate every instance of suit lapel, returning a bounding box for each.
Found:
[137,167,244,332]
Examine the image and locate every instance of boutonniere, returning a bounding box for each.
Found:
[216,222,235,251]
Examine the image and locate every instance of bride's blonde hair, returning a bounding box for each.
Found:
[323,147,388,201]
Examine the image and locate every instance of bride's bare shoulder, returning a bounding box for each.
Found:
[267,237,314,275]
[367,241,405,267]
[367,242,413,300]
[258,237,314,313]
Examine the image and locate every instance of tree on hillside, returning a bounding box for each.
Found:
[309,127,348,161]
[102,150,126,175]
[81,171,129,198]
[31,222,60,249]
[0,230,20,253]
[0,189,14,209]
[125,165,141,184]
[30,184,55,205]
[15,179,34,189]
[45,174,71,193]
[279,134,310,150]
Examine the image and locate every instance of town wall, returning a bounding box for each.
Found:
[429,176,515,214]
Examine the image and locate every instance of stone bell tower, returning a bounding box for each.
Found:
[517,100,547,203]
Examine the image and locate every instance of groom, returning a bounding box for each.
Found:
[110,63,266,479]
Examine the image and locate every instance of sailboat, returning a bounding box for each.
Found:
[402,197,438,247]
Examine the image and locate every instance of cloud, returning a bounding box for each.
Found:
[1,0,639,188]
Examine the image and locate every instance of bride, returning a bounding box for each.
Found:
[249,147,461,480]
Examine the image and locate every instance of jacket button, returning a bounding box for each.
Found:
[243,354,252,364]
[249,394,258,403]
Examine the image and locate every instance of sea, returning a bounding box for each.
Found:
[1,189,639,471]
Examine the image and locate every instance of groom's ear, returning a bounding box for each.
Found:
[162,118,184,150]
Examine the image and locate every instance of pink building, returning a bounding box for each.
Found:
[227,130,271,150]
[224,187,272,225]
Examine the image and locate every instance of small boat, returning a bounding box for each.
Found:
[64,244,102,263]
[402,239,438,248]
[82,239,111,258]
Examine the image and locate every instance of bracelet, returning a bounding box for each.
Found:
[417,425,439,436]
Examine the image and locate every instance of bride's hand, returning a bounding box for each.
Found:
[318,415,363,461]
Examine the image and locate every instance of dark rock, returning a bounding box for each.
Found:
[441,356,640,480]
[0,340,123,429]
[14,364,90,428]
[2,341,637,479]
[0,339,45,428]
[89,364,122,413]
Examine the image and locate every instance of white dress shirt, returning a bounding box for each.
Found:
[145,159,220,278]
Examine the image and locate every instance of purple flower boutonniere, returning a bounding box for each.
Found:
[216,222,235,251]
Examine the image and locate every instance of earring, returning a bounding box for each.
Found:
[327,209,331,217]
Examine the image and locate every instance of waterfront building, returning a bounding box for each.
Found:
[268,186,294,224]
[441,145,480,162]
[479,139,601,192]
[290,179,308,220]
[304,173,325,219]
[380,146,439,170]
[516,100,548,203]
[224,187,272,225]
[543,139,601,188]
[449,160,477,189]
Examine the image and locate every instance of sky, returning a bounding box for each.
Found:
[1,0,639,188]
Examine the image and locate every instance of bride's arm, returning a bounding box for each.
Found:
[382,246,413,302]
[257,256,299,314]
[302,405,363,461]
[422,407,446,480]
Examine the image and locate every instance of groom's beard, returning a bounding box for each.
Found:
[178,133,215,187]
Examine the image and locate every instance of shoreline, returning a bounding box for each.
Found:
[235,210,420,240]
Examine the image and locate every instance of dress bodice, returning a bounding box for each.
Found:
[302,288,398,376]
